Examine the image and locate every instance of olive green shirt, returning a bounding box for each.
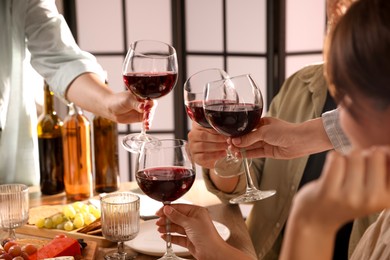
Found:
[203,64,377,259]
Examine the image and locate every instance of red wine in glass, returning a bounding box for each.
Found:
[185,100,212,128]
[204,74,276,204]
[121,40,178,154]
[136,166,195,203]
[183,68,229,129]
[204,103,262,137]
[123,72,178,100]
[135,139,195,260]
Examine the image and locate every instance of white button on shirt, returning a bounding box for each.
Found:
[0,0,104,185]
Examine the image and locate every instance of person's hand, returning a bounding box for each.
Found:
[105,91,155,128]
[155,204,253,260]
[188,122,228,169]
[66,73,155,127]
[280,147,390,260]
[291,146,390,231]
[229,117,333,159]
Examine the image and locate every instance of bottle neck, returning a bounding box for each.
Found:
[67,103,85,116]
[43,83,55,115]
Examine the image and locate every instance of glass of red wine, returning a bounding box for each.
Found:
[204,74,276,203]
[184,68,251,177]
[122,40,178,153]
[135,139,195,260]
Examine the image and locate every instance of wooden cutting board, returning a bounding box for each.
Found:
[16,225,113,248]
[19,203,114,248]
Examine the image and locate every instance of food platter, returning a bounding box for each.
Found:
[16,203,114,248]
[0,237,98,260]
[16,224,112,248]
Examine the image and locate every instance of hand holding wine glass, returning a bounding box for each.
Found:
[101,192,140,260]
[204,74,276,203]
[122,40,178,153]
[0,184,29,240]
[184,68,251,177]
[184,68,245,176]
[135,139,196,260]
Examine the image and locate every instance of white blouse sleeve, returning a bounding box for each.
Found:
[24,0,105,103]
[322,107,351,154]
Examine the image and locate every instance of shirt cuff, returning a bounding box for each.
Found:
[322,108,351,154]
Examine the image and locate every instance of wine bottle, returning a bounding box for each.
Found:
[62,103,93,201]
[37,82,65,195]
[93,114,120,193]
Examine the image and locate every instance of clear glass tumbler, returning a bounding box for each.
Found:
[0,184,29,239]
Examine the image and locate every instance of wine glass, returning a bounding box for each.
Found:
[135,139,195,260]
[122,40,178,153]
[204,74,276,203]
[184,68,250,177]
[101,192,140,260]
[0,184,29,239]
[184,68,229,129]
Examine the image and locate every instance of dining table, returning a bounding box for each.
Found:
[14,179,256,259]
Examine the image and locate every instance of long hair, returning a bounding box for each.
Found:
[326,0,390,111]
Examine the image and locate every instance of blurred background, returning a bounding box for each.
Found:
[30,0,326,182]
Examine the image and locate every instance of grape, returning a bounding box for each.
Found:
[56,222,65,230]
[72,201,84,212]
[64,221,74,231]
[0,253,12,260]
[88,205,97,213]
[73,217,84,229]
[44,218,53,229]
[1,238,13,248]
[3,241,17,253]
[19,252,29,260]
[90,206,101,219]
[51,214,63,226]
[84,213,96,225]
[34,203,102,232]
[63,205,76,219]
[8,245,21,257]
[35,218,45,228]
[74,213,84,221]
[81,204,90,214]
[21,244,37,256]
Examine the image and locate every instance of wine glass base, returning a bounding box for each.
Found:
[157,253,188,260]
[104,249,137,260]
[214,157,252,178]
[122,133,161,153]
[229,189,276,204]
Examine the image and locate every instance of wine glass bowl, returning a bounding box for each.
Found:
[204,74,276,203]
[101,192,140,260]
[184,68,246,177]
[184,68,229,129]
[0,184,29,240]
[122,40,178,153]
[135,139,195,259]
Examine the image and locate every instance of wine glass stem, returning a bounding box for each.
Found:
[140,99,156,138]
[140,121,147,136]
[8,228,16,240]
[117,241,127,260]
[164,202,175,256]
[241,149,257,191]
[226,147,236,161]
